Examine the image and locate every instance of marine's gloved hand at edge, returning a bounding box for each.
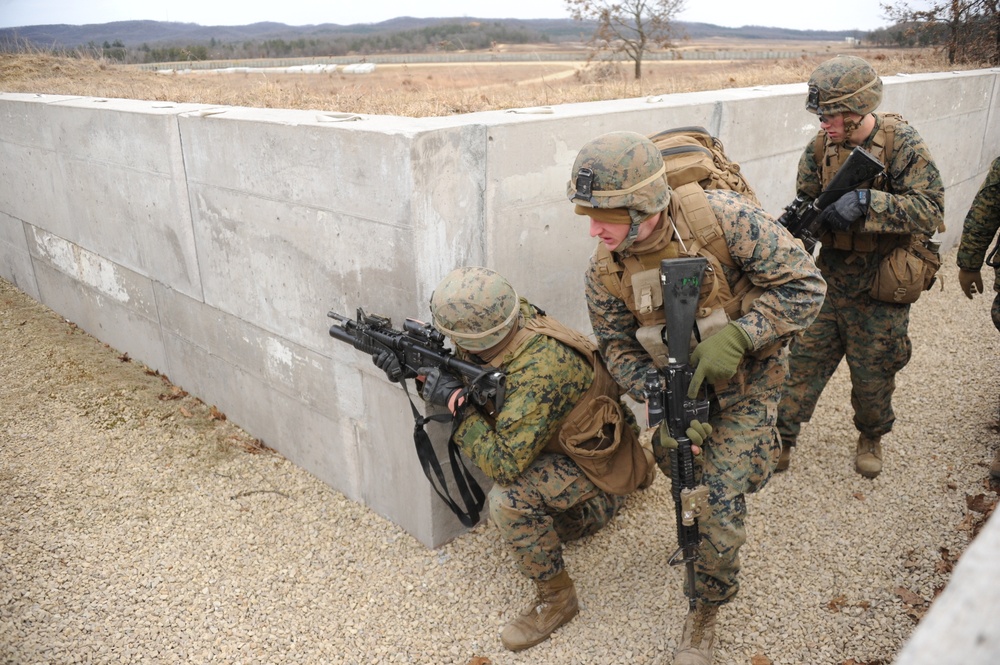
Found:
[687,322,753,398]
[419,367,466,414]
[820,189,870,231]
[373,349,403,382]
[657,419,713,457]
[958,269,984,299]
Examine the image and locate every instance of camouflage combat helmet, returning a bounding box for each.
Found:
[806,55,882,116]
[430,266,520,352]
[567,131,670,219]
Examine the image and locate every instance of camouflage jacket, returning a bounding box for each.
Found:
[957,156,1000,291]
[452,303,593,486]
[797,113,945,238]
[585,189,827,407]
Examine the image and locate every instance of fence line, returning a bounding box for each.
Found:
[131,49,834,71]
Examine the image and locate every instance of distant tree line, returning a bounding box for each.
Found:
[4,11,996,66]
[7,21,551,64]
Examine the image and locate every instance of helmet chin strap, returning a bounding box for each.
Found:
[616,218,643,252]
[616,208,661,252]
[840,114,865,144]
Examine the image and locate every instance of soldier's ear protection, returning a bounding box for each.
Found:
[572,167,596,205]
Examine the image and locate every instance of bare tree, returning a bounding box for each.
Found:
[566,0,686,79]
[881,0,999,64]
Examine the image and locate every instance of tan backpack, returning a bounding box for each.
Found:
[648,126,761,207]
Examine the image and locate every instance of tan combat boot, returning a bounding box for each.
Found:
[674,601,720,665]
[776,441,793,472]
[855,434,883,478]
[500,569,579,652]
[990,449,1000,480]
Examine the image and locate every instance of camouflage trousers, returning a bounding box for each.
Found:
[652,388,781,604]
[489,453,626,582]
[777,256,912,443]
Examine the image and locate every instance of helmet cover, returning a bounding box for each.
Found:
[806,55,882,116]
[430,266,519,352]
[567,131,670,220]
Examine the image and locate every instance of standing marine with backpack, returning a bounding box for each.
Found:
[775,55,945,478]
[567,130,827,664]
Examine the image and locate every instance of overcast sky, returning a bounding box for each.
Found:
[0,0,891,33]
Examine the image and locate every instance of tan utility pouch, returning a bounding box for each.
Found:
[630,268,663,316]
[869,239,942,304]
[557,395,651,495]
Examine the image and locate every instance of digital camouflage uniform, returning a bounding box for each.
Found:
[957,155,1000,330]
[585,188,826,603]
[452,301,632,582]
[777,113,945,446]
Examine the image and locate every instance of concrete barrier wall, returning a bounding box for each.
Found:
[1,68,999,550]
[893,509,1000,664]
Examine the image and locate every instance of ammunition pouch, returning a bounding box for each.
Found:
[869,237,942,304]
[556,395,653,495]
[523,313,653,495]
[828,231,879,253]
[636,325,671,368]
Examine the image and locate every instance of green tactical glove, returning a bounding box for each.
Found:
[959,269,984,299]
[687,322,753,398]
[657,419,713,457]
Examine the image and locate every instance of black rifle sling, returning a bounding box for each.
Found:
[987,236,1000,269]
[399,380,485,528]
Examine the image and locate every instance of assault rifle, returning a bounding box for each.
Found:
[778,146,885,253]
[643,257,711,611]
[328,308,506,414]
[328,307,507,526]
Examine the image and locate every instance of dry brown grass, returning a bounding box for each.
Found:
[0,46,986,117]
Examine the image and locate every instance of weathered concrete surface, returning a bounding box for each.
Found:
[894,510,1000,665]
[1,68,998,548]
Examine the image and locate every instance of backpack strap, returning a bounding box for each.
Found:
[668,188,764,321]
[877,112,902,170]
[594,242,626,300]
[523,314,600,360]
[671,182,737,269]
[813,130,826,169]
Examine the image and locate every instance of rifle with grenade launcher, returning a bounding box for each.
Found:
[328,307,507,526]
[328,308,506,413]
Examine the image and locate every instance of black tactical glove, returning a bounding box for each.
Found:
[373,349,403,383]
[820,189,869,231]
[419,368,465,409]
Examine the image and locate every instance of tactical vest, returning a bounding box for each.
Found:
[484,307,652,495]
[816,113,941,253]
[816,113,902,190]
[593,190,763,356]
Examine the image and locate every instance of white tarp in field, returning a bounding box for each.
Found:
[341,63,376,74]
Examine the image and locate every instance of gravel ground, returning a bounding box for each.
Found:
[1,254,998,665]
